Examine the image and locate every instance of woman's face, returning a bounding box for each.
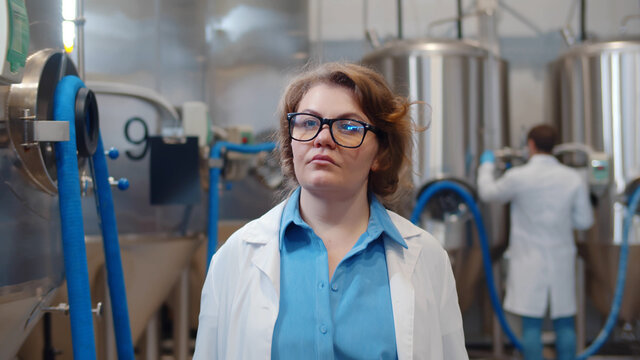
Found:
[291,83,379,198]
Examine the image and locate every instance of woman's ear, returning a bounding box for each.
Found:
[371,156,381,172]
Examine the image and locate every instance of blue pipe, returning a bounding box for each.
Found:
[91,137,134,359]
[410,180,639,357]
[410,180,524,351]
[576,186,639,359]
[54,76,98,360]
[55,75,134,360]
[207,141,277,267]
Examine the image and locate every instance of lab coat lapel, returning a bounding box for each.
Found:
[246,203,284,298]
[250,235,280,297]
[385,229,422,360]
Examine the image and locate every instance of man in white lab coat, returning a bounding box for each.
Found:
[477,124,593,360]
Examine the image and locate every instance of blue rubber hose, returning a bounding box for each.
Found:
[91,136,134,360]
[54,75,97,360]
[411,180,639,357]
[409,180,524,351]
[207,141,277,267]
[576,186,639,359]
[55,75,134,360]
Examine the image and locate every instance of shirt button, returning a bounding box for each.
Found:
[331,284,338,292]
[320,325,328,334]
[318,282,325,289]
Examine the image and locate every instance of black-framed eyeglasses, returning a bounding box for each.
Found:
[287,112,382,148]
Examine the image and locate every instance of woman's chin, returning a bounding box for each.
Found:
[300,179,366,199]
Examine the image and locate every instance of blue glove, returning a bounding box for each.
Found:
[480,150,495,164]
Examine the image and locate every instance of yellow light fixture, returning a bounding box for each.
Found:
[62,0,76,53]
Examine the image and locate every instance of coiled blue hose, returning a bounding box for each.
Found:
[410,180,639,357]
[207,141,276,267]
[55,75,134,360]
[409,180,524,351]
[54,75,98,360]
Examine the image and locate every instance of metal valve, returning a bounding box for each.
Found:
[105,147,119,159]
[80,173,93,196]
[109,176,129,191]
[80,174,129,195]
[43,302,103,318]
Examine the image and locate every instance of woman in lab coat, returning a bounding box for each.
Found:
[193,62,468,360]
[477,124,594,360]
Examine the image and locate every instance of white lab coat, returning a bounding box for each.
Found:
[194,199,468,360]
[478,154,594,318]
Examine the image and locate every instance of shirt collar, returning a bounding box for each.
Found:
[529,153,558,164]
[279,187,305,250]
[368,195,407,248]
[279,187,407,250]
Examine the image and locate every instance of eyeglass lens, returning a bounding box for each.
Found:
[290,114,366,147]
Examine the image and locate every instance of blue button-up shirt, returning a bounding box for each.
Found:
[272,188,407,359]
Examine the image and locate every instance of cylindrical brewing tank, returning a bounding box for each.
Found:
[549,39,640,322]
[0,0,75,359]
[362,39,510,311]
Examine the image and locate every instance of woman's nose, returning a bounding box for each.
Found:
[313,125,336,148]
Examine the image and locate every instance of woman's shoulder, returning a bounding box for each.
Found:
[207,201,286,283]
[219,201,287,251]
[386,210,448,256]
[385,210,453,285]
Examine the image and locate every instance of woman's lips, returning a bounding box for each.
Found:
[310,154,337,165]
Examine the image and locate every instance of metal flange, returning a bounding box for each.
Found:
[7,48,78,194]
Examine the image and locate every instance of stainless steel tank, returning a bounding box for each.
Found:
[0,1,76,359]
[362,39,510,311]
[549,39,640,322]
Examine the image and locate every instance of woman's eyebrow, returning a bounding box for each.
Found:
[297,109,368,122]
[334,112,366,120]
[298,109,321,116]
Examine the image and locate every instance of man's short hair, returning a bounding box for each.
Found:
[527,124,557,153]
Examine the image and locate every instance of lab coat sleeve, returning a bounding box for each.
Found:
[477,162,518,204]
[193,256,221,360]
[571,179,594,230]
[193,241,236,360]
[438,251,469,360]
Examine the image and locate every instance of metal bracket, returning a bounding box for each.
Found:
[22,119,70,145]
[43,303,70,315]
[92,302,103,318]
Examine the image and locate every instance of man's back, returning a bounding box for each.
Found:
[477,125,595,356]
[478,154,593,249]
[478,152,594,318]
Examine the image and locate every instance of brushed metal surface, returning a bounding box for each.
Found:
[204,1,309,134]
[7,49,78,194]
[578,242,640,322]
[0,1,69,358]
[549,39,640,319]
[363,39,510,311]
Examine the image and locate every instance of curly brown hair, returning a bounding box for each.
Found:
[276,62,415,206]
